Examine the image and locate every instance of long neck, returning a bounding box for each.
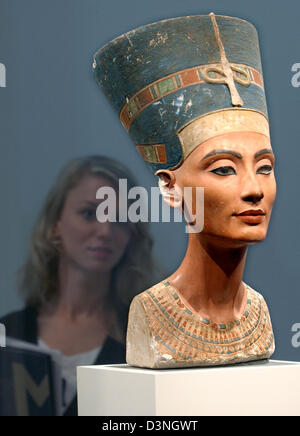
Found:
[168,233,248,323]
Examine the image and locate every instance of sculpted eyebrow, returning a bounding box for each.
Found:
[201,149,243,161]
[201,148,274,162]
[254,148,274,159]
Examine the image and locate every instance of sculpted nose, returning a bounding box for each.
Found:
[240,172,264,204]
[242,191,264,204]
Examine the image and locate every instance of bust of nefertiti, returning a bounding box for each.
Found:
[126,129,276,368]
[94,13,276,368]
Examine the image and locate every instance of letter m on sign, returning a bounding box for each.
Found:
[0,323,5,347]
[12,363,50,416]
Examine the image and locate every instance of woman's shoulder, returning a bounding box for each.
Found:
[0,306,38,343]
[0,306,38,324]
[96,335,126,364]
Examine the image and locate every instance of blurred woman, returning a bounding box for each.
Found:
[1,155,159,415]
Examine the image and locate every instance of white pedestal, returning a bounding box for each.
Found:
[77,360,300,416]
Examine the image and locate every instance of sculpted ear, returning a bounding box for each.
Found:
[155,169,183,209]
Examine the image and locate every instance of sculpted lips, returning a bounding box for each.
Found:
[234,209,266,224]
[236,209,266,216]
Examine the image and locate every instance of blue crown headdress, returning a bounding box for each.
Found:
[93,13,269,174]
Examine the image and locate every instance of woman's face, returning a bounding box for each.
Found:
[54,174,132,273]
[174,131,276,247]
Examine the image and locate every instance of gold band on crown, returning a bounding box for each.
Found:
[177,109,270,162]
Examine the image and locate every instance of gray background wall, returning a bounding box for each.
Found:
[0,0,299,361]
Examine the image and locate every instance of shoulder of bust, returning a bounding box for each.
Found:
[244,281,267,300]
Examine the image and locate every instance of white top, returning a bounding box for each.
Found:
[38,338,102,414]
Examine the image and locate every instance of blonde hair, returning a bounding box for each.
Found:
[19,155,161,342]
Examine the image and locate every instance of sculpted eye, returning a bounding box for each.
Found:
[257,165,273,175]
[210,166,236,176]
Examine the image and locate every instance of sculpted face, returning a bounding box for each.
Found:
[168,131,277,247]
